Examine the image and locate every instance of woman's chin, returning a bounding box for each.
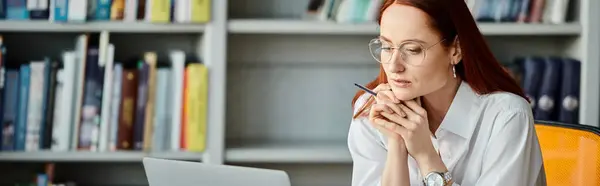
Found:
[391,86,421,101]
[393,92,419,101]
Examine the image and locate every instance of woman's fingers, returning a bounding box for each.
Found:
[376,113,409,136]
[381,111,416,131]
[368,99,411,138]
[373,83,399,103]
[372,103,392,113]
[372,83,391,92]
[380,100,406,117]
[398,103,417,120]
[375,91,399,104]
[399,101,428,125]
[370,98,406,117]
[402,99,427,117]
[369,103,390,124]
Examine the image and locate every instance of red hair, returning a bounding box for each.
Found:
[352,0,527,118]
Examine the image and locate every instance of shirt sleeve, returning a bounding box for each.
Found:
[348,117,386,186]
[347,95,387,186]
[475,109,544,186]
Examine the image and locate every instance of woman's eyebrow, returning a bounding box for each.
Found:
[379,35,427,45]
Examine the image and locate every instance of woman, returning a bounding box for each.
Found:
[347,0,545,186]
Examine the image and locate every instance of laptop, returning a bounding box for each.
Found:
[142,157,291,186]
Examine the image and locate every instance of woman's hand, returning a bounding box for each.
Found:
[368,84,412,186]
[380,99,448,175]
[381,99,436,160]
[367,83,406,142]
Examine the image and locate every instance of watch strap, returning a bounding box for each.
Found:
[423,171,453,186]
[443,172,453,185]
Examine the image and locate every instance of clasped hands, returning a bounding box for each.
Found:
[366,83,439,163]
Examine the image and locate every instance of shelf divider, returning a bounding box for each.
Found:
[0,151,204,162]
[0,21,206,33]
[225,140,351,163]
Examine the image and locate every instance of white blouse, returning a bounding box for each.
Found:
[347,81,546,186]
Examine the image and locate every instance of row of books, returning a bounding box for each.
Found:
[469,0,571,24]
[1,0,210,23]
[503,56,581,124]
[304,0,382,23]
[0,33,208,152]
[305,0,572,24]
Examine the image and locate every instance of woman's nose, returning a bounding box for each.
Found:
[388,52,406,73]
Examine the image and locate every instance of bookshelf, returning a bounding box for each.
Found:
[228,19,583,35]
[0,151,204,162]
[1,0,599,186]
[0,21,207,33]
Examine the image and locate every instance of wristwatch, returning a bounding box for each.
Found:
[423,171,452,186]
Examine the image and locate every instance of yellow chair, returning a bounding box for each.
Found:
[535,120,600,186]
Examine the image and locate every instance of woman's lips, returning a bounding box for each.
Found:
[391,79,412,88]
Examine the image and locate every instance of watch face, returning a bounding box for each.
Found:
[426,173,444,186]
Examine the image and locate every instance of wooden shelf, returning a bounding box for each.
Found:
[225,141,351,163]
[0,151,204,162]
[0,21,206,33]
[228,19,582,36]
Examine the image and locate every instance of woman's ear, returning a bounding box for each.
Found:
[451,36,462,65]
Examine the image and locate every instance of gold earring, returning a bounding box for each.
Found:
[452,65,456,78]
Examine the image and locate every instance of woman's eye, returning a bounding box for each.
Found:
[405,47,422,54]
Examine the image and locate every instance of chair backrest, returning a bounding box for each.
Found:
[535,120,600,186]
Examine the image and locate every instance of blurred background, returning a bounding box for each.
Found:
[0,0,597,185]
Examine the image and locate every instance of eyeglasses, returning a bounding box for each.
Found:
[368,37,445,66]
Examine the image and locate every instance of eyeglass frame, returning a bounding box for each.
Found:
[369,36,446,66]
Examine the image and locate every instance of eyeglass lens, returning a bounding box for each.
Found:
[369,39,426,65]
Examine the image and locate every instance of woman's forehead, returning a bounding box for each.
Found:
[379,4,438,44]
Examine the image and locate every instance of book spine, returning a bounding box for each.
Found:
[534,57,561,121]
[86,0,98,20]
[0,38,5,149]
[109,64,123,151]
[99,43,114,152]
[95,0,111,20]
[70,34,89,150]
[137,0,146,20]
[29,0,50,20]
[15,64,31,151]
[0,0,6,18]
[184,63,207,152]
[25,62,45,151]
[174,0,189,23]
[110,0,125,20]
[558,58,581,123]
[2,70,19,151]
[180,67,187,149]
[50,69,64,151]
[143,52,157,151]
[152,68,170,151]
[41,60,59,149]
[77,48,103,151]
[149,0,170,22]
[123,0,137,21]
[116,68,138,150]
[67,0,86,22]
[190,0,209,23]
[133,60,149,150]
[53,0,69,22]
[6,0,29,20]
[169,51,185,151]
[52,51,77,151]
